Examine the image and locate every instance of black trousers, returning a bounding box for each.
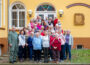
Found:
[49,48,53,59]
[60,45,65,60]
[24,46,29,59]
[43,48,49,63]
[18,46,26,60]
[34,50,41,61]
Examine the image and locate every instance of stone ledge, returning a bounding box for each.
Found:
[0,27,5,30]
[0,63,90,65]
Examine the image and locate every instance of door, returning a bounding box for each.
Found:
[36,12,56,20]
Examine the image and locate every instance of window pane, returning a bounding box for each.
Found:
[19,20,25,27]
[37,6,44,11]
[19,5,24,9]
[12,11,17,19]
[47,5,55,11]
[16,4,24,9]
[16,4,20,9]
[48,15,54,20]
[19,11,25,27]
[12,20,17,27]
[19,12,25,19]
[43,5,48,10]
[12,5,17,9]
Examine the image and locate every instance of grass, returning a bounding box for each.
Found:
[70,49,90,63]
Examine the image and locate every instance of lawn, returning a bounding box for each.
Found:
[70,49,90,63]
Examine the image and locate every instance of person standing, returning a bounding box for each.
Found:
[65,30,73,60]
[41,31,50,63]
[58,30,66,61]
[18,30,26,62]
[51,33,61,63]
[8,26,18,63]
[32,32,42,62]
[27,32,34,61]
[49,30,55,61]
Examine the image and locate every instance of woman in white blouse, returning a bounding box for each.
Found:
[41,30,50,63]
[18,30,26,62]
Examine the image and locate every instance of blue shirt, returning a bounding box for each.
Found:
[32,36,42,50]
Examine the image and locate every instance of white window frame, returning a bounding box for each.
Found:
[0,0,2,27]
[10,2,26,29]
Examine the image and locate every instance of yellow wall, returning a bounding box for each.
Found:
[0,0,8,38]
[1,0,90,38]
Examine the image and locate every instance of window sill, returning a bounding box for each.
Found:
[0,27,5,30]
[9,29,20,31]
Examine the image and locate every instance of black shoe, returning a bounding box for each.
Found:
[14,60,17,62]
[9,61,14,64]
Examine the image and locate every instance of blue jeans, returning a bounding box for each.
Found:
[29,46,33,60]
[65,43,71,60]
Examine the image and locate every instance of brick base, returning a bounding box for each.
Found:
[0,38,8,55]
[73,37,90,49]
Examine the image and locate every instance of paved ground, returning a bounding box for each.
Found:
[0,56,8,63]
[0,56,72,64]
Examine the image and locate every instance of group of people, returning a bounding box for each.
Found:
[8,16,73,64]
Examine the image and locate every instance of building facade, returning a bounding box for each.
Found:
[0,0,90,55]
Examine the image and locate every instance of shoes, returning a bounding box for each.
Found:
[20,59,23,62]
[13,60,17,62]
[9,61,14,64]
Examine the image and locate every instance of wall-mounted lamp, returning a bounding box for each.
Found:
[59,10,64,17]
[28,10,32,17]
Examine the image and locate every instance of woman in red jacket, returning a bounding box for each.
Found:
[51,33,61,63]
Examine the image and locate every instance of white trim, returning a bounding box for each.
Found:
[9,2,26,29]
[0,0,2,27]
[3,0,5,25]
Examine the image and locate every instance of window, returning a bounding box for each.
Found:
[36,4,56,19]
[11,3,26,28]
[0,0,2,27]
[77,45,83,49]
[37,4,55,11]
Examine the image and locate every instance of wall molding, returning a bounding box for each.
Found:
[3,0,5,25]
[0,0,2,27]
[66,3,90,8]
